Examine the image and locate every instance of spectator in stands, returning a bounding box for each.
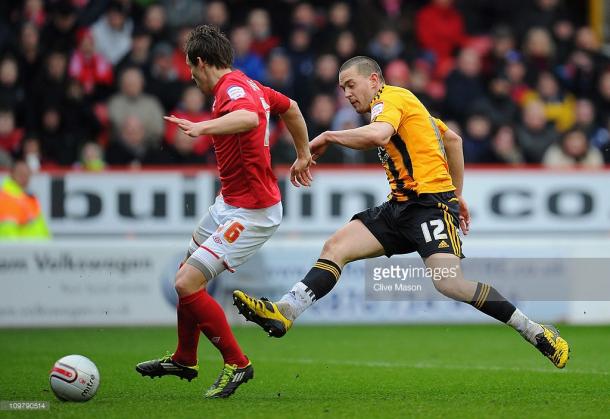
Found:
[595,70,610,125]
[543,128,604,168]
[517,0,565,39]
[287,28,315,108]
[320,2,352,45]
[60,79,101,165]
[522,27,555,85]
[415,0,467,76]
[17,22,43,96]
[516,100,558,163]
[264,50,295,98]
[0,56,25,126]
[205,1,230,34]
[0,159,50,239]
[146,42,184,112]
[573,98,610,162]
[312,54,340,98]
[270,124,297,166]
[483,25,517,77]
[106,114,161,166]
[0,108,23,156]
[334,30,359,63]
[552,19,575,65]
[21,136,42,172]
[117,26,153,80]
[292,3,318,34]
[444,48,485,123]
[162,0,204,30]
[231,26,265,82]
[462,113,494,163]
[408,62,441,115]
[92,1,133,66]
[505,54,530,104]
[23,0,46,29]
[172,26,194,82]
[151,129,207,166]
[490,125,524,165]
[143,3,169,46]
[78,141,106,171]
[38,106,66,164]
[68,28,114,99]
[471,75,518,127]
[308,93,344,163]
[523,71,575,132]
[108,67,164,147]
[165,86,212,157]
[248,9,280,58]
[367,28,404,68]
[30,51,67,129]
[41,1,78,53]
[385,59,410,89]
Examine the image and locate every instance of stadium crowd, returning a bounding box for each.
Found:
[0,0,609,170]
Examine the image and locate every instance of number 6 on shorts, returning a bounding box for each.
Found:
[224,221,245,244]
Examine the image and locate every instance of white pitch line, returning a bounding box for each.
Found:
[201,356,609,376]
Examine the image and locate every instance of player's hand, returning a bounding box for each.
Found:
[290,154,315,187]
[456,194,471,235]
[310,132,330,160]
[164,115,204,137]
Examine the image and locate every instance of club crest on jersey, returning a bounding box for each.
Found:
[371,101,384,122]
[227,85,246,100]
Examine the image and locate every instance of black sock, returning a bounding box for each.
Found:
[469,282,516,323]
[301,259,342,301]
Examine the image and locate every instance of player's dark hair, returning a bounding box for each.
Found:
[185,25,233,69]
[339,56,385,83]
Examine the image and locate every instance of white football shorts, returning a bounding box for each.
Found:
[185,195,282,280]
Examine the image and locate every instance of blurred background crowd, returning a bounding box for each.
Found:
[0,0,609,171]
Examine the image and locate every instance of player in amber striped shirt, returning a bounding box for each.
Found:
[234,56,569,369]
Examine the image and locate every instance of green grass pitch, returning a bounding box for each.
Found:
[1,325,609,418]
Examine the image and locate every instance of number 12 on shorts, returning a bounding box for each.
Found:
[420,219,447,243]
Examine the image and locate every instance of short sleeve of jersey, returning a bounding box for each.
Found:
[434,117,449,135]
[216,81,258,115]
[262,86,291,115]
[371,97,402,132]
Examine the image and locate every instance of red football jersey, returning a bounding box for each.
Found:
[211,70,290,209]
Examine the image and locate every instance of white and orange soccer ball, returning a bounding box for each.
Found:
[49,355,100,402]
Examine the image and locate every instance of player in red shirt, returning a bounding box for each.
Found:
[136,25,313,398]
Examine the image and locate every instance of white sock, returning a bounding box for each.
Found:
[276,282,314,321]
[507,308,544,345]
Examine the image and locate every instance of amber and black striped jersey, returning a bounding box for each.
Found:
[370,84,455,201]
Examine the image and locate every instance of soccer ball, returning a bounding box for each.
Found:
[49,355,100,402]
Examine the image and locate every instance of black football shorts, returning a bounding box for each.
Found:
[352,191,464,259]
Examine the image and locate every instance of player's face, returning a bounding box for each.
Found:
[339,67,378,114]
[187,56,212,94]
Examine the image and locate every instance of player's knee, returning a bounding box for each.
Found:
[174,268,198,297]
[320,235,347,265]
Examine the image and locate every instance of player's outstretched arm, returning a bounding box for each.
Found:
[310,122,395,159]
[280,99,314,187]
[164,110,259,137]
[442,128,471,234]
